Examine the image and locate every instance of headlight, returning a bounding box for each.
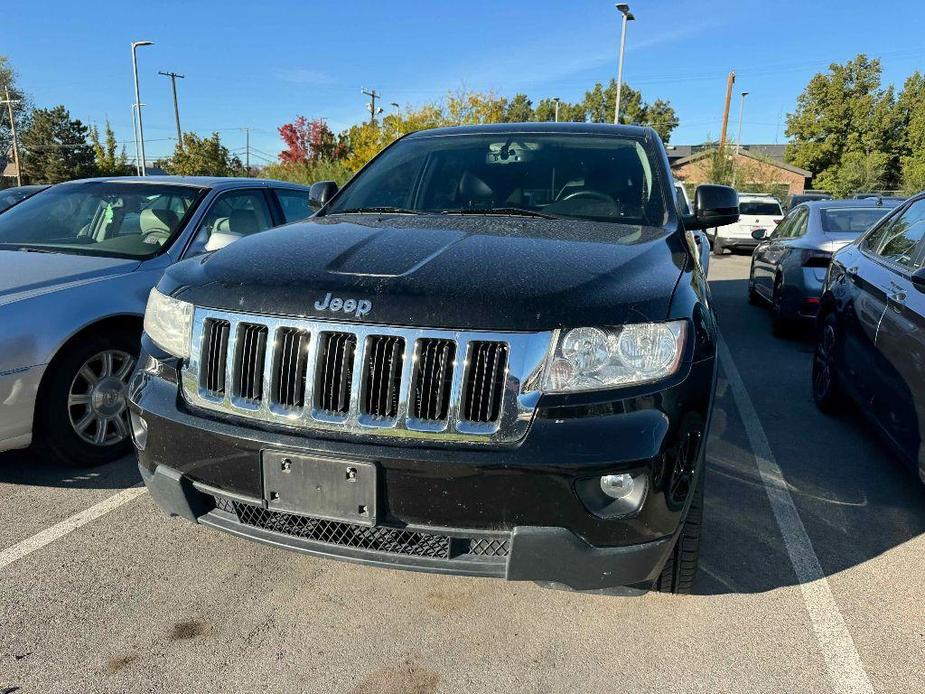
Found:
[543,321,687,393]
[143,287,193,358]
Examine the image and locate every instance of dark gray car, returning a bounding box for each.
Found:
[0,176,313,466]
[748,199,903,331]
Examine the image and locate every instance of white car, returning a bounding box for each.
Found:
[712,193,783,256]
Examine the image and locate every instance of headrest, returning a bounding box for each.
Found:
[457,171,493,200]
[229,208,260,236]
[139,208,179,234]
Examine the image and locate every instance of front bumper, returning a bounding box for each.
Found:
[130,346,714,591]
[0,363,44,453]
[140,461,675,592]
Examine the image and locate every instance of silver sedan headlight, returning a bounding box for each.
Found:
[542,321,687,393]
[143,287,193,359]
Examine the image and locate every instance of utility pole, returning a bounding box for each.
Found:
[718,70,736,152]
[362,88,381,125]
[158,70,185,145]
[732,91,749,187]
[244,127,250,176]
[553,97,560,123]
[1,88,22,186]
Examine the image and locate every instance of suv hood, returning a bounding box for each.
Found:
[0,249,141,306]
[162,216,685,331]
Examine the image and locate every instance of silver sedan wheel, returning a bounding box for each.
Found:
[67,349,136,446]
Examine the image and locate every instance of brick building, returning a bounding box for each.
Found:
[669,146,812,198]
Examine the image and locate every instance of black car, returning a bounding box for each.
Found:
[813,192,925,482]
[129,123,739,594]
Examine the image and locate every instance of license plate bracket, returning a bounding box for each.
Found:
[261,452,377,526]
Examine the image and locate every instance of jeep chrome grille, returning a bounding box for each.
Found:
[182,308,553,444]
[462,341,509,423]
[272,328,310,408]
[316,332,356,414]
[362,335,404,418]
[412,338,455,421]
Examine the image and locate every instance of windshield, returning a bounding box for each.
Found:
[739,200,782,216]
[0,187,39,213]
[327,133,668,229]
[0,182,203,258]
[820,207,893,236]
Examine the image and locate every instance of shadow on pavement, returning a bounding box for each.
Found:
[693,273,925,595]
[0,448,141,490]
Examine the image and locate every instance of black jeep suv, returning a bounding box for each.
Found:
[130,123,738,594]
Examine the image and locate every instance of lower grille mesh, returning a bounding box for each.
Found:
[212,497,510,560]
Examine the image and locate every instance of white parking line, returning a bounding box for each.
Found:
[0,486,148,570]
[717,337,873,694]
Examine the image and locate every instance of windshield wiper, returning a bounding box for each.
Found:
[329,206,424,215]
[439,207,559,220]
[0,244,62,254]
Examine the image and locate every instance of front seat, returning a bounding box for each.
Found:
[228,208,260,236]
[139,208,179,245]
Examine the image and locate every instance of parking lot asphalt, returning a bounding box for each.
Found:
[3,253,925,694]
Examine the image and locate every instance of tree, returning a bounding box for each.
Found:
[278,116,343,163]
[897,71,925,194]
[580,79,679,141]
[20,106,96,183]
[89,120,129,176]
[786,55,901,194]
[0,56,31,166]
[503,94,533,123]
[165,132,244,176]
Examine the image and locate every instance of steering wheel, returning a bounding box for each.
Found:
[560,190,614,203]
[141,231,170,246]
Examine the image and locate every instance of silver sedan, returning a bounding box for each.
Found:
[0,176,313,466]
[748,198,902,332]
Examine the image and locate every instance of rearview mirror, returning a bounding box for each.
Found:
[684,184,739,230]
[309,180,339,210]
[751,228,768,240]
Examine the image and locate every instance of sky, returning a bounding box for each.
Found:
[3,0,924,166]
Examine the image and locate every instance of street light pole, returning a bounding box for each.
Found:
[735,91,749,156]
[131,103,144,175]
[553,97,560,123]
[614,3,635,125]
[131,40,154,176]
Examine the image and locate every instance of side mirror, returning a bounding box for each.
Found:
[309,180,339,210]
[751,228,768,240]
[685,184,739,230]
[912,267,925,292]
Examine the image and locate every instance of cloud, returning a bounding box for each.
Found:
[275,68,336,85]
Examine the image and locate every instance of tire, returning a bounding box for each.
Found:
[654,466,704,594]
[812,313,846,414]
[35,329,139,467]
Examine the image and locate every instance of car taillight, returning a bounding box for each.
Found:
[801,249,832,268]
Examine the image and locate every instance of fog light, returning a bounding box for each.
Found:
[575,470,649,519]
[130,411,148,451]
[600,473,634,499]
